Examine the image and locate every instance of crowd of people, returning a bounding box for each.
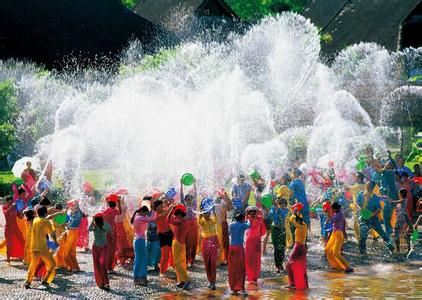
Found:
[0,147,421,294]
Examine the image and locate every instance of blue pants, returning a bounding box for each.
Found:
[133,238,148,279]
[383,202,393,237]
[358,217,391,254]
[147,240,161,267]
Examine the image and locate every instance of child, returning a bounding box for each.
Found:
[325,202,353,272]
[392,188,413,253]
[3,195,25,264]
[268,198,289,273]
[102,194,122,273]
[245,206,266,284]
[115,196,134,266]
[167,204,191,290]
[24,206,57,289]
[58,200,83,272]
[285,203,308,290]
[228,213,250,295]
[89,213,111,290]
[146,220,161,271]
[321,201,333,244]
[23,208,35,265]
[180,181,198,267]
[131,202,157,285]
[198,208,218,290]
[153,199,174,276]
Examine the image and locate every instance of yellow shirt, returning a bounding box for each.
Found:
[349,183,366,203]
[31,217,53,254]
[290,214,307,245]
[198,215,217,238]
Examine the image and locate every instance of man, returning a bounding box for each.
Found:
[395,154,414,178]
[289,169,310,230]
[24,206,57,289]
[231,173,251,213]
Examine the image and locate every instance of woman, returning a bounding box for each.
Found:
[245,206,266,284]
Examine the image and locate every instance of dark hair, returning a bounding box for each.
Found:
[295,213,305,225]
[143,196,153,201]
[108,201,116,208]
[277,197,287,206]
[39,197,51,206]
[356,172,365,182]
[282,173,292,184]
[174,209,186,218]
[140,206,149,213]
[153,200,163,209]
[37,206,48,217]
[5,195,13,202]
[331,202,341,210]
[401,172,409,178]
[55,203,63,210]
[18,188,26,195]
[235,213,245,222]
[399,188,407,199]
[24,210,35,222]
[94,216,104,228]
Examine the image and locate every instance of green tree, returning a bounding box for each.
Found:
[0,79,18,157]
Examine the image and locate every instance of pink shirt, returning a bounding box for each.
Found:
[132,212,157,240]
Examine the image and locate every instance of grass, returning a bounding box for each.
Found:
[0,171,19,184]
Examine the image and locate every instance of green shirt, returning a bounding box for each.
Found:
[89,221,111,246]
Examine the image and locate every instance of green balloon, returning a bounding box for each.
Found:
[261,194,273,209]
[54,214,67,225]
[360,209,372,220]
[181,173,195,186]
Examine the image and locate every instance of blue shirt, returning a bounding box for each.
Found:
[395,166,414,178]
[371,170,398,200]
[268,207,288,226]
[232,183,251,201]
[357,191,381,213]
[289,179,309,210]
[68,210,83,229]
[229,221,250,246]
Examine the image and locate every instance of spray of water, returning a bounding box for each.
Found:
[1,13,420,198]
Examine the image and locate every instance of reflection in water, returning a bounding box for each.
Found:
[156,262,422,299]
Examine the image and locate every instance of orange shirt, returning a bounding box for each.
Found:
[168,215,187,244]
[290,214,307,245]
[156,210,171,233]
[31,217,53,254]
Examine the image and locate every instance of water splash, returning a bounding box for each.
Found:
[1,13,420,197]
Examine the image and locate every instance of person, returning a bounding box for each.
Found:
[102,194,122,273]
[131,201,157,286]
[320,199,333,243]
[23,208,35,265]
[395,154,414,178]
[285,203,308,290]
[276,174,293,248]
[245,206,266,284]
[398,173,414,222]
[289,169,310,231]
[154,199,174,276]
[325,202,353,272]
[115,195,134,266]
[89,213,111,290]
[146,219,161,271]
[198,209,218,290]
[228,213,250,296]
[214,188,232,265]
[357,182,394,255]
[2,195,25,264]
[180,181,198,267]
[392,188,413,253]
[21,161,37,191]
[231,173,252,212]
[56,200,83,272]
[268,197,289,273]
[24,206,57,289]
[167,204,191,290]
[348,172,366,241]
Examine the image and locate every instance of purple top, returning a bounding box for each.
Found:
[331,209,346,232]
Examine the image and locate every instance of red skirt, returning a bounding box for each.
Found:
[286,242,308,289]
[228,245,245,292]
[77,216,89,249]
[245,236,261,282]
[201,236,218,283]
[185,218,198,265]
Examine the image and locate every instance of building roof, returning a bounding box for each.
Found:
[302,0,421,59]
[133,0,238,30]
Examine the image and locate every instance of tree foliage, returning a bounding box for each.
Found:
[0,80,18,157]
[225,0,307,19]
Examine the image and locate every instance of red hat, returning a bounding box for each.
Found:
[173,203,187,214]
[322,201,332,212]
[93,212,104,219]
[106,194,120,203]
[292,202,304,211]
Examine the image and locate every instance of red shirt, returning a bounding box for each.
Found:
[155,210,171,233]
[102,207,118,231]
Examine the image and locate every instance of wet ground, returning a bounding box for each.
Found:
[0,217,421,298]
